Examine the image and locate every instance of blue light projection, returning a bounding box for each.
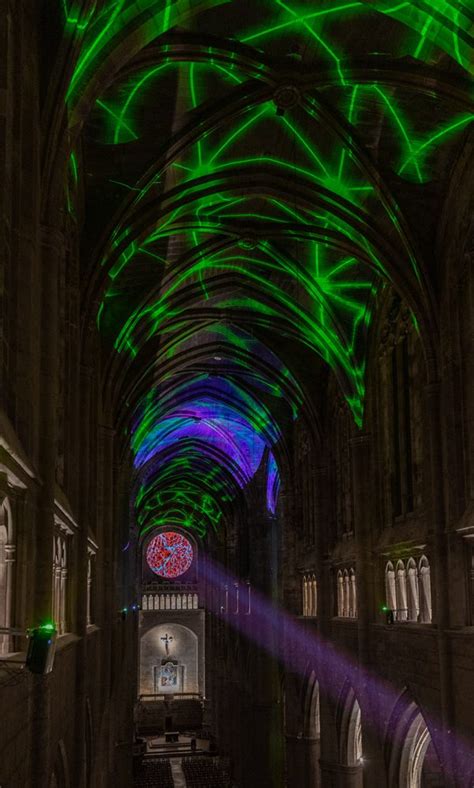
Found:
[130,327,299,538]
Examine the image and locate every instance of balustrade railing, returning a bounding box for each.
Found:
[139,692,202,702]
[142,591,199,611]
[384,608,422,623]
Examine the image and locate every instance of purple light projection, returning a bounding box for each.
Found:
[131,376,283,536]
[266,451,280,515]
[198,555,474,782]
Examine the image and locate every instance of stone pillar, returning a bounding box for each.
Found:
[30,224,62,787]
[320,760,363,787]
[315,464,332,631]
[60,567,67,635]
[350,434,372,661]
[286,735,321,788]
[97,422,116,784]
[74,364,93,788]
[350,433,386,787]
[86,556,92,626]
[242,510,284,788]
[1,542,16,654]
[425,381,454,783]
[35,225,61,624]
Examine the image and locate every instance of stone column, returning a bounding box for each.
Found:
[318,686,363,788]
[35,225,61,624]
[315,464,332,631]
[425,381,454,783]
[30,224,62,787]
[97,422,116,782]
[1,542,16,654]
[350,434,372,663]
[60,566,67,635]
[244,510,284,788]
[320,760,363,787]
[286,735,321,788]
[86,556,92,626]
[74,364,93,788]
[350,433,386,787]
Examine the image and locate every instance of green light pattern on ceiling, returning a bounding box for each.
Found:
[62,0,473,536]
[65,0,230,106]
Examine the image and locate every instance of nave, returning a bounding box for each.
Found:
[0,1,473,786]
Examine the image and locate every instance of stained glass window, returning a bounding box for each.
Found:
[146,531,194,578]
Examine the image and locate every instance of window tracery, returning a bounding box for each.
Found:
[87,546,97,627]
[418,556,432,623]
[385,556,431,622]
[53,531,68,635]
[0,498,15,655]
[302,574,317,617]
[336,568,357,618]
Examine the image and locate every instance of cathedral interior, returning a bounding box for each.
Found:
[0,1,473,786]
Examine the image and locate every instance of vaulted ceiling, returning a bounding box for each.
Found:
[47,0,473,540]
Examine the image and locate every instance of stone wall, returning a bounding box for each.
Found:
[139,610,205,696]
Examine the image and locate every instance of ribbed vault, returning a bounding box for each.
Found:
[51,0,473,542]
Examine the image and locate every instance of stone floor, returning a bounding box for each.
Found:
[170,759,187,788]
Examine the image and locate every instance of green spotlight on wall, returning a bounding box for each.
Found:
[26,623,58,674]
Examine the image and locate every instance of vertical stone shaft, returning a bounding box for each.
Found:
[425,381,454,783]
[30,225,62,787]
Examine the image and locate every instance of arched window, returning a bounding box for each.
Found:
[353,701,363,765]
[418,556,432,623]
[303,674,320,744]
[398,711,442,787]
[87,556,92,625]
[349,569,357,618]
[340,689,363,768]
[337,569,356,617]
[303,575,309,616]
[60,539,67,634]
[311,575,317,617]
[303,574,318,617]
[0,498,14,655]
[52,532,68,635]
[337,570,344,616]
[406,558,419,622]
[87,546,97,626]
[396,560,408,621]
[343,570,350,617]
[385,561,396,612]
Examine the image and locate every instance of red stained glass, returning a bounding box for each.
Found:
[146,531,194,578]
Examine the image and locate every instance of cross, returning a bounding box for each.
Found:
[161,633,173,656]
